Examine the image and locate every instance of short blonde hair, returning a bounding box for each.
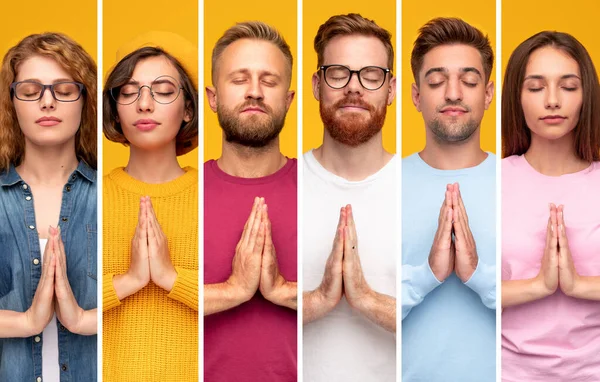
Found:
[211,21,293,84]
[0,33,97,171]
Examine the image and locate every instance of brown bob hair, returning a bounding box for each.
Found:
[411,17,494,85]
[502,31,600,161]
[103,47,198,156]
[314,13,394,72]
[0,33,97,171]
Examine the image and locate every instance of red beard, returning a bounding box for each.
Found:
[319,95,386,147]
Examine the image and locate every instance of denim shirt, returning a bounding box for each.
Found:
[0,161,97,382]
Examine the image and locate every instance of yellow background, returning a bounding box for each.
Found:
[204,0,297,160]
[502,0,600,88]
[402,0,496,157]
[103,0,198,174]
[303,0,396,153]
[0,0,96,63]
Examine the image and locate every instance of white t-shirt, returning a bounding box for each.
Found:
[303,150,397,382]
[39,238,60,381]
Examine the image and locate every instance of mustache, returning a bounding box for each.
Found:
[435,100,471,113]
[333,95,374,112]
[237,99,273,114]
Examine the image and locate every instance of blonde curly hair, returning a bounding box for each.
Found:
[0,33,97,171]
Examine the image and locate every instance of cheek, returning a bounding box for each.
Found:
[520,93,540,125]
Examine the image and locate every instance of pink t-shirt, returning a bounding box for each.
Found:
[502,155,600,381]
[204,158,297,382]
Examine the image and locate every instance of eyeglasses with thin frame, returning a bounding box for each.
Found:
[320,65,391,91]
[10,81,85,102]
[110,75,184,105]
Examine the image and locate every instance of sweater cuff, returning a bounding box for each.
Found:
[464,259,496,310]
[168,267,198,311]
[103,273,122,312]
[401,262,442,319]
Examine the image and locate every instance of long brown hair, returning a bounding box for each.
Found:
[502,31,600,161]
[0,33,97,171]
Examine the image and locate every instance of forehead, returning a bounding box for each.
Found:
[130,55,181,83]
[421,44,484,76]
[16,55,72,82]
[322,35,388,69]
[525,46,580,76]
[217,38,288,76]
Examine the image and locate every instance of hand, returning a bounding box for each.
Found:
[259,206,297,309]
[52,227,85,334]
[342,204,374,311]
[429,185,455,281]
[227,197,266,303]
[314,206,345,308]
[535,204,559,296]
[452,183,479,282]
[24,227,56,336]
[557,205,580,296]
[147,197,177,292]
[126,197,151,291]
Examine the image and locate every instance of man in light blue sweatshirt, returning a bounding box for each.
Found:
[402,17,496,382]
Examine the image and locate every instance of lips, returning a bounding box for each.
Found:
[540,115,567,125]
[133,118,161,131]
[36,116,62,127]
[241,107,266,114]
[440,107,467,117]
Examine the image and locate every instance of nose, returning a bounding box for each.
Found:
[545,85,561,110]
[444,77,463,103]
[39,86,56,110]
[245,78,264,100]
[136,85,154,113]
[344,71,363,95]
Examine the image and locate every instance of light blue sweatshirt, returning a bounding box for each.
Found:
[402,152,496,382]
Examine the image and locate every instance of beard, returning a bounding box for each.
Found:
[217,99,286,148]
[428,101,479,143]
[319,95,387,147]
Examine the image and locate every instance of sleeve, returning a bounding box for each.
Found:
[402,262,442,320]
[102,273,122,312]
[167,267,198,311]
[464,259,496,310]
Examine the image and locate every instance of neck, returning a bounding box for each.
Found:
[525,132,589,176]
[125,143,185,183]
[16,139,79,185]
[420,128,487,170]
[218,136,286,178]
[313,130,392,181]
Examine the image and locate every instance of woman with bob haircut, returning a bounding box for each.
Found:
[0,33,97,381]
[501,31,600,381]
[102,31,198,381]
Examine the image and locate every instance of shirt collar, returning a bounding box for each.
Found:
[0,160,96,187]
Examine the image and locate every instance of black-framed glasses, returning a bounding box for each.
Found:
[320,65,391,91]
[10,81,85,102]
[110,75,184,105]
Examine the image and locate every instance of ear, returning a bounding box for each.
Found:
[312,72,321,101]
[206,86,217,112]
[387,75,397,105]
[285,90,295,111]
[183,100,193,123]
[484,81,494,110]
[411,82,421,112]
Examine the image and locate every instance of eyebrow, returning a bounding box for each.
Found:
[524,74,581,80]
[228,68,282,80]
[424,67,482,78]
[19,78,74,83]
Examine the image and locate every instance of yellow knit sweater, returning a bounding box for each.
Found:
[102,167,198,382]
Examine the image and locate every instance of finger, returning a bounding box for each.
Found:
[253,221,266,255]
[147,211,158,246]
[453,207,465,245]
[549,204,559,254]
[343,226,355,263]
[456,183,469,221]
[442,206,453,240]
[248,200,265,250]
[56,231,67,274]
[264,216,274,258]
[332,227,344,263]
[345,205,357,243]
[242,197,260,247]
[557,205,569,249]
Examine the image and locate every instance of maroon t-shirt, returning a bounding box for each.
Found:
[204,158,297,382]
